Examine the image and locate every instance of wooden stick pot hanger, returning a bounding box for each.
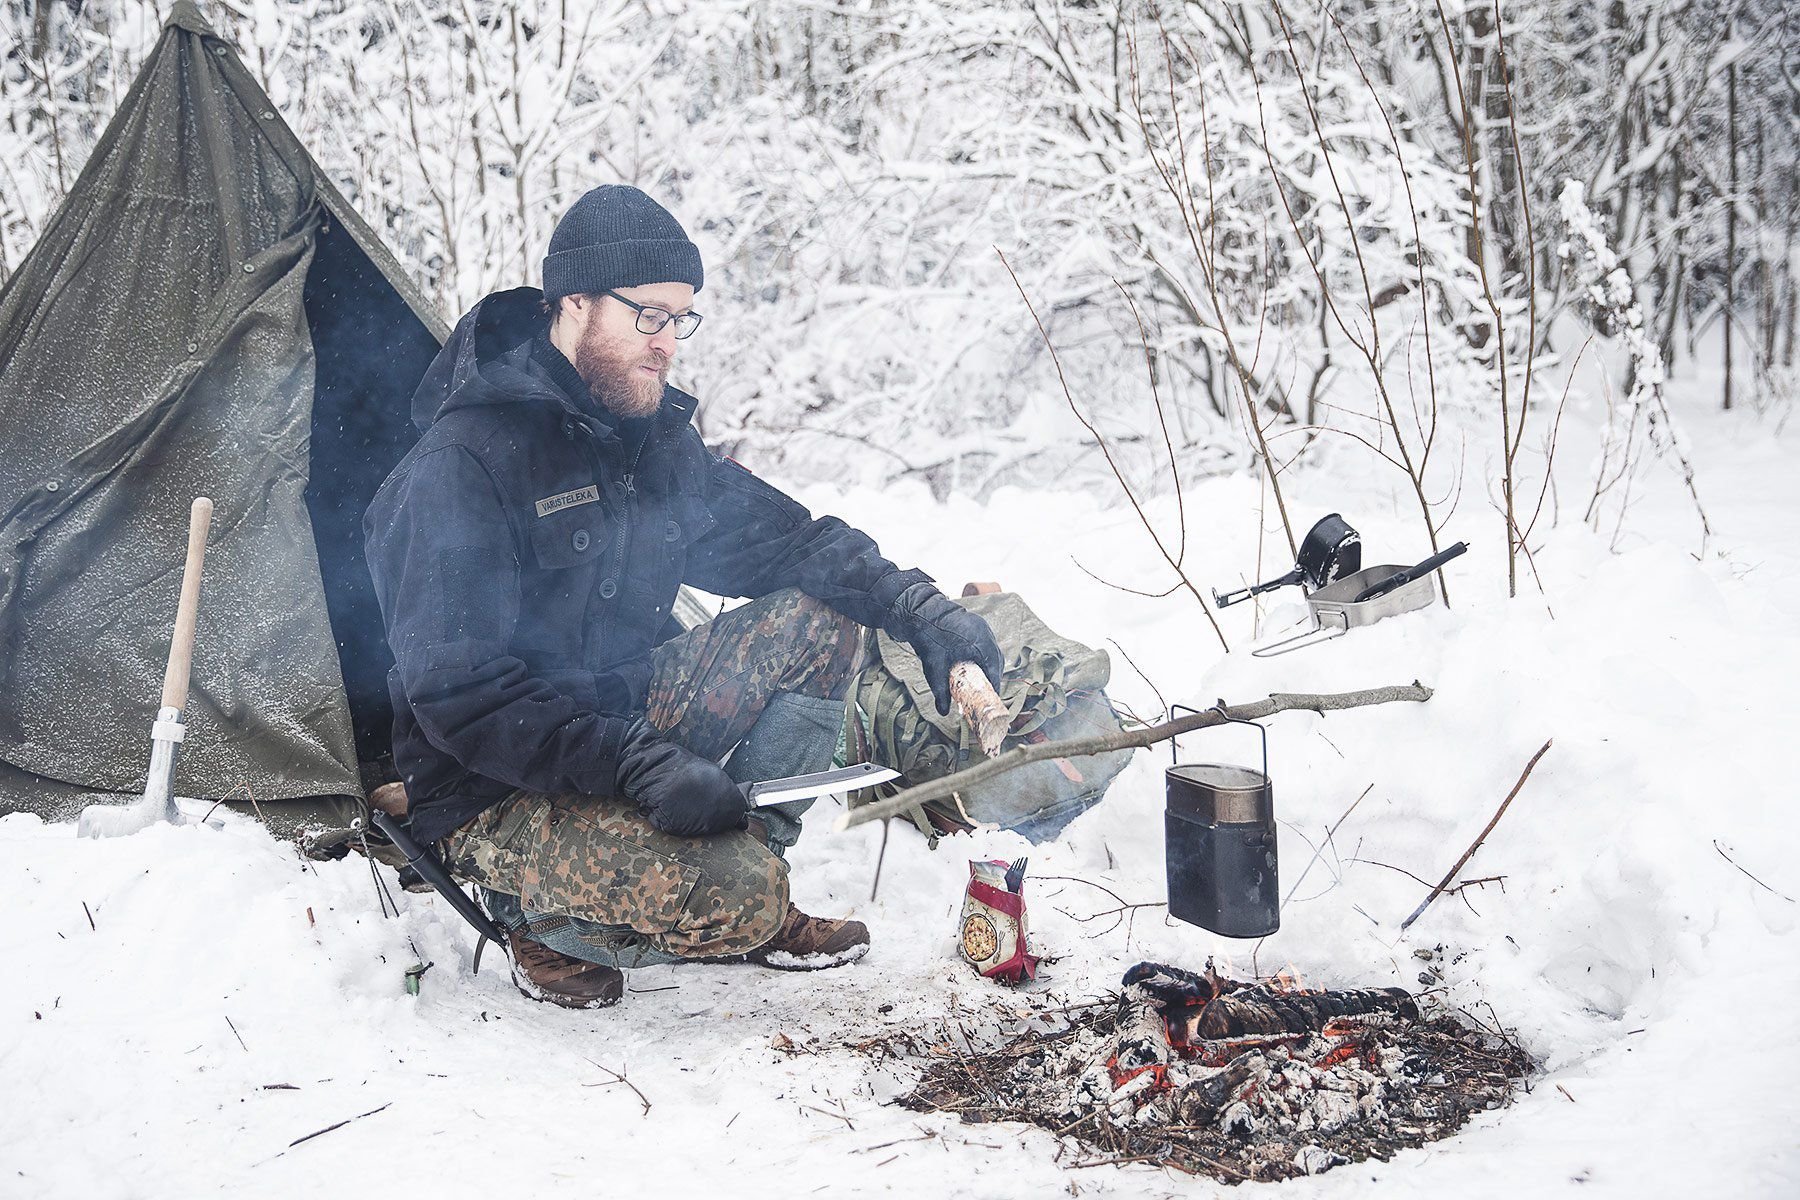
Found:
[835,682,1433,832]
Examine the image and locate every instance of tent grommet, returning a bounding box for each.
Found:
[241,262,254,273]
[44,481,58,492]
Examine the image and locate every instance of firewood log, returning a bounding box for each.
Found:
[1193,987,1416,1039]
[950,661,1009,758]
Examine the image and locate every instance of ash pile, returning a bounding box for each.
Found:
[898,961,1532,1181]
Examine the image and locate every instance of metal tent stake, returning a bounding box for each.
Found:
[78,497,214,839]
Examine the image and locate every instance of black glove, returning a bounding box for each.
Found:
[614,718,748,837]
[891,582,1005,716]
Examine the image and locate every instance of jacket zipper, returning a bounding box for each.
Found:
[607,425,652,591]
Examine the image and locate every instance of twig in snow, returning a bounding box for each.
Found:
[81,901,95,931]
[1355,858,1437,889]
[582,1057,651,1115]
[288,1102,391,1148]
[869,816,891,903]
[801,1103,856,1130]
[851,1129,939,1154]
[1038,875,1166,947]
[1713,840,1796,903]
[225,1013,248,1052]
[1454,876,1508,917]
[1401,740,1553,932]
[1281,785,1372,911]
[1105,637,1169,723]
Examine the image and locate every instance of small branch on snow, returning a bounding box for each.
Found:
[1038,873,1167,947]
[1712,840,1796,904]
[288,1102,391,1149]
[582,1057,651,1115]
[1400,740,1553,932]
[836,683,1434,831]
[800,1102,856,1130]
[1267,782,1374,932]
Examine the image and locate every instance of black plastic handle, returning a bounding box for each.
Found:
[1352,541,1468,603]
[370,810,509,945]
[1211,566,1304,609]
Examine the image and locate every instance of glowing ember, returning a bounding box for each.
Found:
[895,961,1533,1182]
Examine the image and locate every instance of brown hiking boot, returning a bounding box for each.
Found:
[508,931,624,1009]
[745,904,871,971]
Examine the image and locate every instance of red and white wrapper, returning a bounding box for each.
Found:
[958,860,1040,984]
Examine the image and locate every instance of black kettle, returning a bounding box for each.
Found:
[1164,707,1279,938]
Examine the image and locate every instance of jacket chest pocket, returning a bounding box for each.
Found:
[527,506,609,572]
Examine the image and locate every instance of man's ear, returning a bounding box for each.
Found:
[551,294,584,328]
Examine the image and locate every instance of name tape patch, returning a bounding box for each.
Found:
[535,485,599,518]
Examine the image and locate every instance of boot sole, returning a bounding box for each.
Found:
[748,941,871,971]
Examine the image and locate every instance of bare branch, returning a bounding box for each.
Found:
[838,683,1434,830]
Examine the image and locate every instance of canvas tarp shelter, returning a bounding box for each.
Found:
[0,3,448,831]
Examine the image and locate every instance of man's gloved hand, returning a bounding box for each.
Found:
[614,719,748,837]
[891,582,1005,715]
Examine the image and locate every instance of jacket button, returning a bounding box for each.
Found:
[599,578,618,599]
[571,529,590,552]
[665,520,680,542]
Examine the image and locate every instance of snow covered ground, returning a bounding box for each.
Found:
[4,383,1797,1198]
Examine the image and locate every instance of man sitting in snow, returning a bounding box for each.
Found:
[364,185,1002,1008]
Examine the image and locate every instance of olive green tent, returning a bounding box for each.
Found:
[0,3,447,829]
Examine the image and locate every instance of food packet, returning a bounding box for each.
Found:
[958,858,1040,984]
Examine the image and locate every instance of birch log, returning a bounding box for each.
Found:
[950,661,1009,757]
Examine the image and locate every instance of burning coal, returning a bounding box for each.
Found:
[891,961,1532,1182]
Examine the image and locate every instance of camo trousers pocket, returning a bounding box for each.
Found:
[511,794,701,935]
[442,790,542,890]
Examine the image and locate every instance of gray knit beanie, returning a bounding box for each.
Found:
[542,185,704,301]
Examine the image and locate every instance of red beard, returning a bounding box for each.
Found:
[572,327,668,419]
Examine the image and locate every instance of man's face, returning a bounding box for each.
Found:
[561,282,694,420]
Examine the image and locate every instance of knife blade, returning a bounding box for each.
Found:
[744,762,901,807]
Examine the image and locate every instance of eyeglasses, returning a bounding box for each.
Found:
[603,290,704,339]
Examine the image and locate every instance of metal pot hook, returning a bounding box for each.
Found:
[1169,702,1269,778]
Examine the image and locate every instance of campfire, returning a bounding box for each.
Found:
[888,961,1532,1181]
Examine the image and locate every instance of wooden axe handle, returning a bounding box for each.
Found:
[950,661,1009,758]
[160,497,214,711]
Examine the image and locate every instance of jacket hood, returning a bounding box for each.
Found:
[410,287,699,434]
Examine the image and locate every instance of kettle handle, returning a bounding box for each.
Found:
[1169,703,1269,778]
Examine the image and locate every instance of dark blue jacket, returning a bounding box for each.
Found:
[364,289,926,841]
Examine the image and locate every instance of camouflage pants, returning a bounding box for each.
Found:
[443,588,861,963]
